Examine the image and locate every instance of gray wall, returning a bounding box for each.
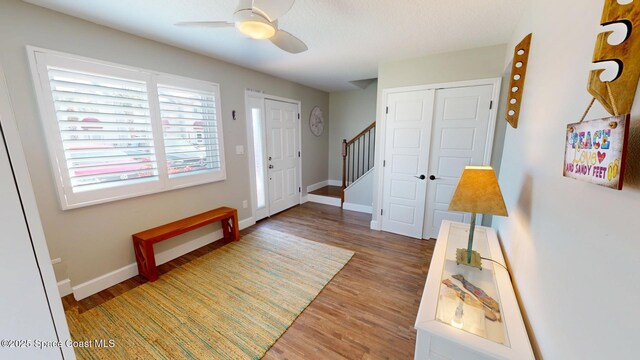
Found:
[0,0,329,285]
[328,81,378,182]
[371,44,509,225]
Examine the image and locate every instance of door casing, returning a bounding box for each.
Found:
[245,91,302,222]
[0,65,75,359]
[374,78,502,239]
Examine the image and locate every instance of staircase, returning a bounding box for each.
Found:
[342,122,376,205]
[306,122,375,212]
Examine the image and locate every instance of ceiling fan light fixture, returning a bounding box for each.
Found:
[234,10,276,40]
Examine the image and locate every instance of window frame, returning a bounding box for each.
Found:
[27,47,226,210]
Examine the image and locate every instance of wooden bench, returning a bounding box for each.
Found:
[132,207,240,282]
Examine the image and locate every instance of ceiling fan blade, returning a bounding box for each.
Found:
[270,30,308,54]
[252,0,295,21]
[175,21,234,28]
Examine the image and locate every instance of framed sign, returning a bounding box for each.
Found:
[564,115,630,190]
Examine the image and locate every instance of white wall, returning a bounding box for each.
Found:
[371,45,508,226]
[0,0,329,287]
[344,169,374,211]
[328,81,378,182]
[494,1,640,358]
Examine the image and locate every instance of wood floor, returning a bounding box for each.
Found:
[62,202,435,359]
[309,185,342,198]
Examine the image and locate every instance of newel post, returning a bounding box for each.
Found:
[341,139,347,204]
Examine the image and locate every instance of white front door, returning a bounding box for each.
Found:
[265,99,300,215]
[381,90,435,239]
[423,84,495,238]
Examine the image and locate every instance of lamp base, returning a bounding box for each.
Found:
[456,248,482,270]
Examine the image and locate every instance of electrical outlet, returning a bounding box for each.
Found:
[235,145,244,155]
[51,258,62,265]
[242,200,248,209]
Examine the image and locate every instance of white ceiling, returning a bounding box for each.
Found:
[23,0,527,92]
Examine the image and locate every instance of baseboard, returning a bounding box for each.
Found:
[57,279,72,297]
[343,202,373,214]
[238,217,255,230]
[301,195,308,204]
[71,217,255,300]
[307,194,341,207]
[370,220,380,230]
[72,263,139,301]
[306,180,328,193]
[328,179,342,187]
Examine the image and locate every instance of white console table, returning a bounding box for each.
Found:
[414,221,534,360]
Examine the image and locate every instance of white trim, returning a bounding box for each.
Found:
[244,90,302,220]
[57,279,72,297]
[238,217,256,230]
[27,46,227,210]
[328,179,342,187]
[374,77,502,234]
[307,180,328,193]
[0,65,75,359]
[301,195,308,203]
[343,202,373,214]
[72,217,254,300]
[245,94,269,221]
[72,264,139,301]
[370,220,380,230]
[344,168,374,191]
[306,194,341,207]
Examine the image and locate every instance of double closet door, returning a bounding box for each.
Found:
[248,96,301,221]
[380,82,498,239]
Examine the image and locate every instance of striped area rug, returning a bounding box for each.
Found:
[66,227,354,359]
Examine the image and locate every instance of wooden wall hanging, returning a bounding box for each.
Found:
[588,0,640,116]
[505,33,532,128]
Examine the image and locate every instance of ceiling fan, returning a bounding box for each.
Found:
[175,0,308,54]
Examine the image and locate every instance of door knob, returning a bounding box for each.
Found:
[414,175,426,180]
[429,175,439,181]
[269,165,274,169]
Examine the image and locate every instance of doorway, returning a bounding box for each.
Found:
[378,79,500,239]
[246,92,301,221]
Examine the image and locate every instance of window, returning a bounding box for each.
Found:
[251,108,266,209]
[29,49,226,209]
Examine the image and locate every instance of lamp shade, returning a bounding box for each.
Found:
[448,166,508,216]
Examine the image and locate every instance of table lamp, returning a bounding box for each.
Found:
[448,166,508,269]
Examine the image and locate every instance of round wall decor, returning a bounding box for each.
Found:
[309,106,324,136]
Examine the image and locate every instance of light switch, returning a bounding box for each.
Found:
[235,145,244,155]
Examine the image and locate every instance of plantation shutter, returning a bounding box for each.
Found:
[46,67,158,193]
[157,84,222,179]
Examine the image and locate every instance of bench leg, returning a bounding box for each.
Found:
[232,212,240,241]
[133,237,158,282]
[221,212,240,241]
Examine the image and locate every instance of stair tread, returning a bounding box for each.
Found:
[309,186,342,198]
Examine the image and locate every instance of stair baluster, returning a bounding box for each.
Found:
[341,122,376,205]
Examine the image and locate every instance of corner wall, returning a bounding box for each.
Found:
[495,0,639,358]
[0,0,329,287]
[328,81,378,182]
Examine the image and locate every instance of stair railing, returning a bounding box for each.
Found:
[341,121,376,205]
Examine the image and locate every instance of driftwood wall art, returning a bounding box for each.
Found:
[505,33,532,128]
[588,0,640,115]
